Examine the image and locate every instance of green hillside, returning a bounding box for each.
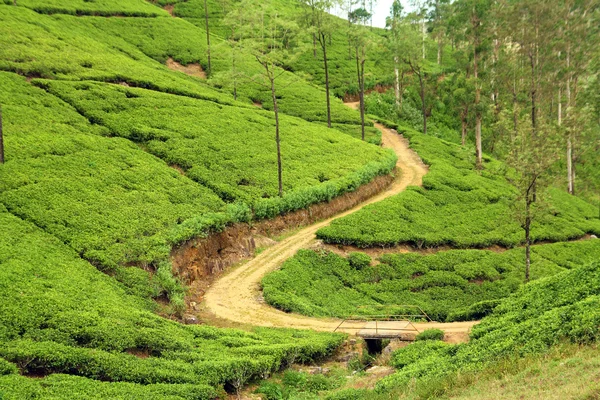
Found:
[0,0,598,398]
[0,207,343,399]
[0,0,395,396]
[317,126,600,248]
[262,240,600,321]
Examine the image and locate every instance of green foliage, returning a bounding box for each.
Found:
[415,329,445,342]
[374,260,600,395]
[0,374,218,400]
[39,79,394,206]
[0,209,345,397]
[347,252,371,270]
[13,0,169,16]
[317,127,600,248]
[261,241,600,320]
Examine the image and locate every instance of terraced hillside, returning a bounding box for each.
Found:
[0,0,397,397]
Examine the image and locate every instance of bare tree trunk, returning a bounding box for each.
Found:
[474,49,482,169]
[268,71,283,197]
[422,19,426,60]
[437,37,442,65]
[525,203,531,283]
[320,34,332,128]
[394,57,401,110]
[461,105,468,146]
[204,0,211,75]
[0,105,4,164]
[356,47,365,141]
[313,33,317,58]
[418,72,427,135]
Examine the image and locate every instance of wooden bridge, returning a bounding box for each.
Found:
[334,305,432,341]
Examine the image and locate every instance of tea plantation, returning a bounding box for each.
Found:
[317,126,600,248]
[0,1,397,396]
[0,206,344,399]
[262,240,600,321]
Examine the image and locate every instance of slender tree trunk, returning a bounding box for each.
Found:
[320,34,332,128]
[422,19,426,60]
[437,37,442,65]
[524,200,531,283]
[268,72,283,197]
[232,45,237,101]
[204,0,211,76]
[566,46,575,195]
[0,105,4,164]
[474,48,482,169]
[461,105,468,146]
[356,47,365,141]
[313,33,317,58]
[394,57,401,110]
[418,72,427,135]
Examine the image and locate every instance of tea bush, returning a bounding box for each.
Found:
[415,329,445,342]
[317,126,600,248]
[0,209,344,397]
[261,240,600,321]
[375,260,600,394]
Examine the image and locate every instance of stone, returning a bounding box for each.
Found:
[337,351,359,363]
[308,367,322,375]
[189,301,198,311]
[349,339,357,346]
[591,235,598,239]
[183,315,199,325]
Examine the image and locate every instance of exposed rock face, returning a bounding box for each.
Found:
[171,225,255,284]
[171,173,395,286]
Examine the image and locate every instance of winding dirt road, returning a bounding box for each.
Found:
[203,108,477,336]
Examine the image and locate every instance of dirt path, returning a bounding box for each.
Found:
[203,109,477,336]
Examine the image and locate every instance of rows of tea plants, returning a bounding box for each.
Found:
[166,0,395,98]
[0,72,232,304]
[319,259,600,399]
[3,0,167,16]
[262,240,600,321]
[0,4,369,127]
[0,208,344,399]
[39,79,395,206]
[0,6,237,105]
[317,126,600,248]
[73,14,366,126]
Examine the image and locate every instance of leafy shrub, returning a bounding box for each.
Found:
[317,126,600,249]
[374,261,600,396]
[261,241,600,321]
[415,329,445,342]
[347,252,371,270]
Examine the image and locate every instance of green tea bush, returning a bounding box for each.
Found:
[261,241,600,321]
[347,252,371,270]
[374,260,600,395]
[0,374,218,400]
[317,126,600,248]
[40,80,395,208]
[0,209,345,397]
[415,329,445,342]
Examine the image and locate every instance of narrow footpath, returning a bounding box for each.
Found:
[203,105,477,337]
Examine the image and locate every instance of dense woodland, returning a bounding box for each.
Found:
[0,0,599,399]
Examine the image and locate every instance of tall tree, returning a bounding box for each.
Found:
[398,15,430,135]
[387,0,404,110]
[203,0,212,76]
[410,0,429,60]
[226,0,302,197]
[428,0,450,65]
[505,115,560,282]
[456,0,491,169]
[299,0,340,128]
[349,7,372,140]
